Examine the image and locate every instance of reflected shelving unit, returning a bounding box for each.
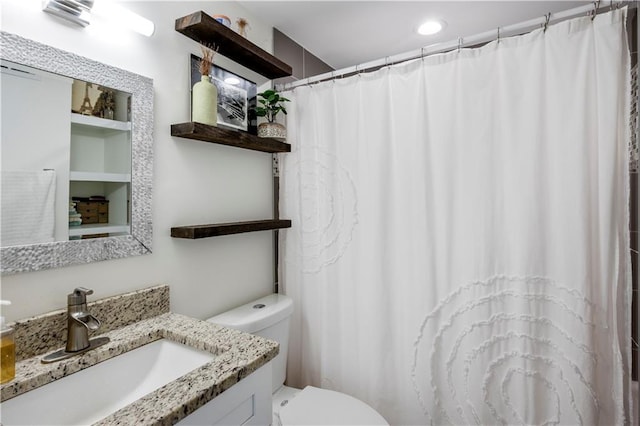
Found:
[69,112,131,239]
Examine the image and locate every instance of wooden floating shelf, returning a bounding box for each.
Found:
[175,11,293,79]
[171,219,292,239]
[171,122,291,153]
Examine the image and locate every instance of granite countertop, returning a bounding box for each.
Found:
[0,312,279,425]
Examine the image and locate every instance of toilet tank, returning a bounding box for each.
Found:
[207,294,293,393]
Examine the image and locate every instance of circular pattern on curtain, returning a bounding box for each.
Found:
[284,148,358,274]
[411,275,610,425]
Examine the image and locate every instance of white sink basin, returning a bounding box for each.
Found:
[1,339,215,425]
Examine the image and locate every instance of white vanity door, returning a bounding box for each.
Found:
[177,362,272,426]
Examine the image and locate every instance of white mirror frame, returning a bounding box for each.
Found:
[0,32,153,274]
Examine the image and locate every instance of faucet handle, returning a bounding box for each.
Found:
[68,287,94,306]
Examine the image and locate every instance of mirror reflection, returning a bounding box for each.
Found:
[1,60,132,247]
[1,31,153,274]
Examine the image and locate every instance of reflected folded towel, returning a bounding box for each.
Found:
[1,170,56,246]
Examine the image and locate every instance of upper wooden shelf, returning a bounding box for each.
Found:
[175,11,293,79]
[171,122,291,153]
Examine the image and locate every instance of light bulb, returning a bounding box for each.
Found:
[92,0,155,37]
[418,20,445,36]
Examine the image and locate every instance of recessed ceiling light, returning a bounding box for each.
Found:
[418,20,446,36]
[224,77,240,85]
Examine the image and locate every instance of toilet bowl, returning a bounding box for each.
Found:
[273,385,388,425]
[207,294,388,426]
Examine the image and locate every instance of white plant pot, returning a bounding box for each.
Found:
[258,122,286,140]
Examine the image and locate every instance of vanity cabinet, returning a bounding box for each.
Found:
[177,362,272,425]
[171,11,293,239]
[69,113,131,239]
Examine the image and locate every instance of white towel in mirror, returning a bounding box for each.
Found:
[1,170,56,247]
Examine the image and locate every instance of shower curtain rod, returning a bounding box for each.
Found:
[281,0,631,91]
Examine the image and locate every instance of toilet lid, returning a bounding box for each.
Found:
[278,386,388,425]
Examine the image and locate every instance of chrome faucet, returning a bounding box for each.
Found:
[66,287,101,352]
[41,287,110,363]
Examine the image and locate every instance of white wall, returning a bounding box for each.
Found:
[0,0,278,322]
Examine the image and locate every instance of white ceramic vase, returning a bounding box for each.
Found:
[192,75,218,126]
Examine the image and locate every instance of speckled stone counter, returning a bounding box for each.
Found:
[11,285,170,361]
[0,287,279,425]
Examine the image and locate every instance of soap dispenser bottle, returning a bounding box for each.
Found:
[1,300,15,384]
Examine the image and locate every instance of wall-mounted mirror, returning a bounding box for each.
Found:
[0,32,153,274]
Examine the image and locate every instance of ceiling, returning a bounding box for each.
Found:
[238,1,590,70]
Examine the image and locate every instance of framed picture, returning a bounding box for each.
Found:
[190,54,257,134]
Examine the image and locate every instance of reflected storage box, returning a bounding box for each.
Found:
[75,200,109,224]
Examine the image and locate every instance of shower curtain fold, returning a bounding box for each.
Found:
[281,8,632,425]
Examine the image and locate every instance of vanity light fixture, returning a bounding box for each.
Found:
[417,19,446,36]
[224,77,241,85]
[92,1,155,37]
[43,0,155,37]
[42,0,94,27]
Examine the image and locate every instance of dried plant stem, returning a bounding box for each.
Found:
[199,43,218,76]
[236,18,250,37]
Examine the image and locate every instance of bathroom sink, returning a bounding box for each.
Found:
[0,339,215,425]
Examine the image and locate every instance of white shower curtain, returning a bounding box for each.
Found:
[281,9,632,426]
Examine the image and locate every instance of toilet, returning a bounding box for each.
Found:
[207,294,389,426]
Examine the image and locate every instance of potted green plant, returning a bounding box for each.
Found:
[253,89,290,140]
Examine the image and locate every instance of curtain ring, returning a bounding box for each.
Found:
[385,56,390,67]
[421,47,426,61]
[543,13,551,32]
[497,27,501,43]
[591,0,600,20]
[457,37,463,52]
